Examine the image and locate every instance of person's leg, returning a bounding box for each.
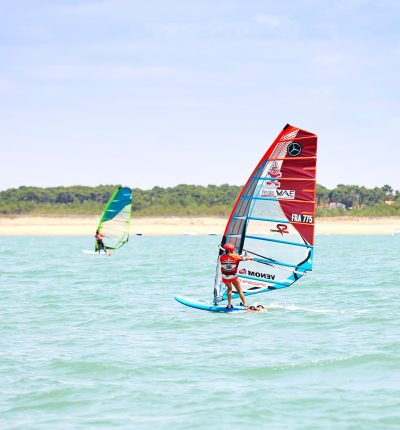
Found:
[99,242,110,255]
[226,282,233,308]
[232,278,246,307]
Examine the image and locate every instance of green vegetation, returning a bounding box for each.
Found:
[0,185,118,216]
[0,184,242,217]
[0,184,399,217]
[315,184,400,217]
[132,184,241,216]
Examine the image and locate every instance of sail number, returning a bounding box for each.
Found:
[291,214,314,223]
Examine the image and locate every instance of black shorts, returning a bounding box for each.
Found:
[96,240,106,250]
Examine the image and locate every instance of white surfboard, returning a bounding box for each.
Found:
[81,249,109,255]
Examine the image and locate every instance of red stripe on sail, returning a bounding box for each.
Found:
[278,130,318,245]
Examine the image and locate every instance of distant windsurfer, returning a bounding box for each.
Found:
[95,229,111,256]
[220,243,253,309]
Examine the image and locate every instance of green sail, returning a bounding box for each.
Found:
[96,186,132,251]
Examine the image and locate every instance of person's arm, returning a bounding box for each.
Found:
[237,253,253,261]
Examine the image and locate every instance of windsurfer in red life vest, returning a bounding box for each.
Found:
[95,229,111,256]
[220,243,253,309]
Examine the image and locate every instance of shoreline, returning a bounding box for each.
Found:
[0,216,399,236]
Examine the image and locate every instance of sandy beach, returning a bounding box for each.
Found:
[0,216,399,236]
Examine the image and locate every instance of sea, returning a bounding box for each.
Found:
[0,235,399,430]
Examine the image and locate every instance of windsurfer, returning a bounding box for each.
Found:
[220,243,253,309]
[95,229,111,256]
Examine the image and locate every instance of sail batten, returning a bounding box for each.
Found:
[254,176,316,181]
[213,124,317,302]
[242,196,316,204]
[250,257,307,270]
[244,235,313,248]
[237,274,291,286]
[268,156,317,161]
[245,216,291,224]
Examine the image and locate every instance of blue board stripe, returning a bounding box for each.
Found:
[245,235,313,248]
[175,296,244,312]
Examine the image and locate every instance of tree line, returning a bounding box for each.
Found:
[316,184,399,216]
[0,183,399,217]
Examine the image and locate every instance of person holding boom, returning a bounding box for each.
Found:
[219,243,253,309]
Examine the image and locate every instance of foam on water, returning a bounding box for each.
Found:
[1,235,399,429]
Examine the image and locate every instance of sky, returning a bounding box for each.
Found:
[1,0,399,191]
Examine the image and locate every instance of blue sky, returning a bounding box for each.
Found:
[1,0,399,191]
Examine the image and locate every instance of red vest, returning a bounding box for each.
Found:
[219,254,242,276]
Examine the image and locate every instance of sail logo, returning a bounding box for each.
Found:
[291,214,314,223]
[265,161,282,187]
[261,189,295,199]
[239,268,247,274]
[247,271,276,280]
[268,161,281,178]
[270,224,289,236]
[287,142,302,157]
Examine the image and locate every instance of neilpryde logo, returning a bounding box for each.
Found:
[270,224,289,236]
[287,142,302,157]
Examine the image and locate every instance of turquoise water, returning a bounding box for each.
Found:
[1,235,399,429]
